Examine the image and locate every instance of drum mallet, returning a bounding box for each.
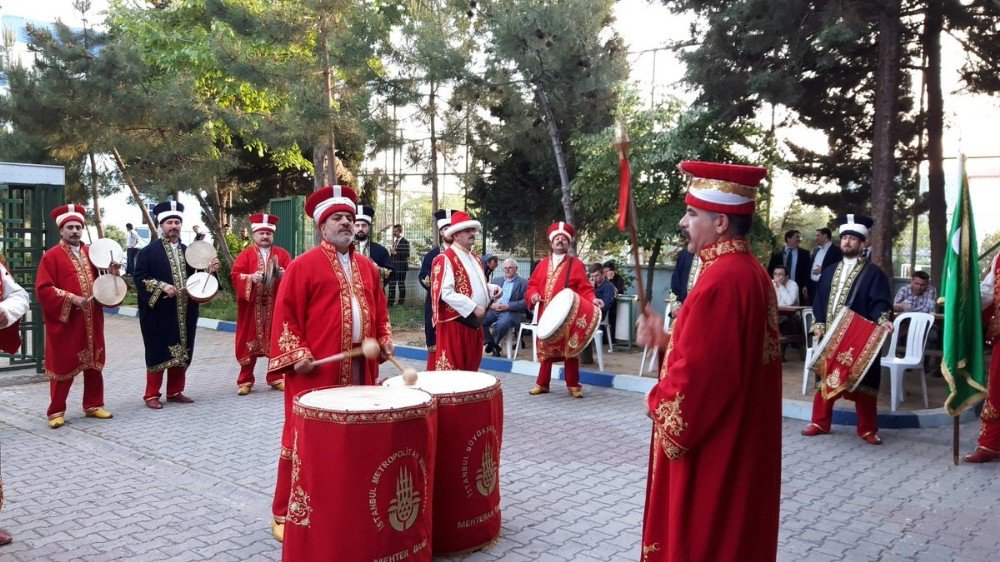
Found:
[311,338,381,367]
[384,354,419,385]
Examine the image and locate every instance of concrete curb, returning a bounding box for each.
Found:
[103,307,980,428]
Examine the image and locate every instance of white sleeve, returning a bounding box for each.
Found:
[0,269,30,327]
[982,256,997,311]
[440,259,478,317]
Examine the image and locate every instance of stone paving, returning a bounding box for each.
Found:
[0,314,998,561]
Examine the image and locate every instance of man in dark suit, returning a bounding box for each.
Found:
[354,204,393,287]
[483,258,528,357]
[767,229,811,304]
[388,224,410,306]
[808,227,843,305]
[669,248,701,318]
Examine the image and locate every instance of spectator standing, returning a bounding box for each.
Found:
[387,224,410,306]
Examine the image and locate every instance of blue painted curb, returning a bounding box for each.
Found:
[103,307,977,428]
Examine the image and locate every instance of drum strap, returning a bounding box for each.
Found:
[844,262,867,310]
[563,256,574,289]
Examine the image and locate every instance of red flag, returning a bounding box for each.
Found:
[617,153,631,231]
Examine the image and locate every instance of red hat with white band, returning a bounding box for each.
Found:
[305,185,357,225]
[444,211,481,238]
[679,161,768,215]
[249,213,279,233]
[547,221,575,242]
[51,204,86,228]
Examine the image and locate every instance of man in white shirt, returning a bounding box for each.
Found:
[772,265,799,307]
[430,211,500,371]
[125,222,141,276]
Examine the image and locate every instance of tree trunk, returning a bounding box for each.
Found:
[429,79,440,245]
[870,0,902,276]
[322,38,337,187]
[194,188,234,268]
[924,0,947,284]
[645,237,662,304]
[535,85,575,231]
[87,152,105,238]
[111,147,158,239]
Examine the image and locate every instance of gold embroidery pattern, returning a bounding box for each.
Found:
[814,311,889,399]
[762,286,780,364]
[435,348,454,371]
[687,177,757,199]
[433,382,502,406]
[542,257,569,303]
[47,243,103,376]
[148,343,190,374]
[989,257,1000,342]
[653,394,688,461]
[387,467,421,532]
[983,399,998,421]
[278,323,300,352]
[642,543,661,562]
[292,400,435,425]
[836,347,856,366]
[290,432,302,484]
[287,486,313,527]
[324,246,373,386]
[825,260,864,323]
[697,237,750,266]
[686,255,702,295]
[475,447,498,496]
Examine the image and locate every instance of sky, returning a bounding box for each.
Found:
[3,0,1000,246]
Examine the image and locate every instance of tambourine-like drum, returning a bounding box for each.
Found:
[536,288,601,359]
[89,238,125,269]
[284,386,437,562]
[184,240,217,270]
[92,274,127,307]
[185,272,218,303]
[384,371,503,554]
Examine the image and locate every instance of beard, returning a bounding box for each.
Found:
[325,231,354,248]
[354,232,368,242]
[842,247,861,258]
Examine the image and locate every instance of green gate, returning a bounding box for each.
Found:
[0,180,65,373]
[269,196,314,257]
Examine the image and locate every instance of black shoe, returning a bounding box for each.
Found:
[492,347,502,357]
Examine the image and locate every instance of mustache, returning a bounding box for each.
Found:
[679,228,691,241]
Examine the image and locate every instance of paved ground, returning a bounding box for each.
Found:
[0,315,998,561]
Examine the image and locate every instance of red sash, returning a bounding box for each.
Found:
[811,308,890,400]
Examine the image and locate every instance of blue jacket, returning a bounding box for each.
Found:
[594,280,616,318]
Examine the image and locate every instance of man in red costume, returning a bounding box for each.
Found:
[526,222,602,398]
[636,161,781,562]
[1,258,29,546]
[230,213,292,395]
[267,185,393,542]
[35,204,116,428]
[967,255,1000,462]
[430,210,498,371]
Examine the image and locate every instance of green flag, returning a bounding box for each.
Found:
[942,154,987,416]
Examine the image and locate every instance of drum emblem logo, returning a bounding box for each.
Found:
[388,467,421,531]
[475,447,498,496]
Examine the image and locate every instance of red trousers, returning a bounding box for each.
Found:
[47,369,104,419]
[536,357,580,390]
[810,390,879,436]
[144,366,187,401]
[434,321,484,371]
[236,357,283,389]
[976,347,1000,451]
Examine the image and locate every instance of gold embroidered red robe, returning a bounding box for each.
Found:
[430,247,487,371]
[524,255,595,362]
[231,244,292,368]
[641,238,782,562]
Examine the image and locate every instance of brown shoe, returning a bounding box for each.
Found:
[859,431,883,445]
[568,388,584,399]
[800,423,829,437]
[167,393,194,404]
[48,416,65,429]
[271,518,284,543]
[237,385,252,396]
[271,381,285,392]
[964,447,1000,463]
[0,529,12,546]
[528,386,549,396]
[145,398,164,410]
[85,408,114,419]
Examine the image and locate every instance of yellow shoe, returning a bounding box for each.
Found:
[238,385,252,396]
[271,519,284,542]
[528,386,549,396]
[49,416,65,429]
[569,388,584,399]
[272,382,285,392]
[85,408,114,419]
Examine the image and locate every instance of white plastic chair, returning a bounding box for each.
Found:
[501,331,514,360]
[639,312,672,376]
[881,312,935,412]
[588,329,606,371]
[514,303,541,362]
[801,308,816,395]
[598,314,614,353]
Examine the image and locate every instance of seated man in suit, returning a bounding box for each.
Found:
[483,258,528,357]
[767,229,811,304]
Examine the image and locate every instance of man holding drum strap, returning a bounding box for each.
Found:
[35,204,115,428]
[230,213,292,395]
[134,200,219,409]
[635,161,781,562]
[429,210,500,372]
[525,222,601,399]
[266,185,393,542]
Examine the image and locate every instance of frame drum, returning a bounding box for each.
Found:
[184,240,217,270]
[535,288,601,359]
[285,386,437,562]
[185,272,218,303]
[88,238,124,270]
[384,371,503,554]
[92,274,127,307]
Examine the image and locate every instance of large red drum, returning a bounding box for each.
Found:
[384,371,503,555]
[536,287,601,359]
[283,386,437,562]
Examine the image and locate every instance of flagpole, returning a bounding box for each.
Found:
[953,416,959,466]
[613,125,648,313]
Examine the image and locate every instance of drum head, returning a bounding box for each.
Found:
[185,240,217,269]
[89,238,124,269]
[92,274,127,307]
[299,386,433,411]
[536,288,576,340]
[185,272,219,302]
[383,371,498,395]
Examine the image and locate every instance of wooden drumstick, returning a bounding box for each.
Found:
[311,338,380,367]
[385,354,420,385]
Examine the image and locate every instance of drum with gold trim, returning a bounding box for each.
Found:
[92,274,127,307]
[384,371,503,555]
[88,238,124,269]
[285,386,437,562]
[536,288,601,359]
[184,272,218,303]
